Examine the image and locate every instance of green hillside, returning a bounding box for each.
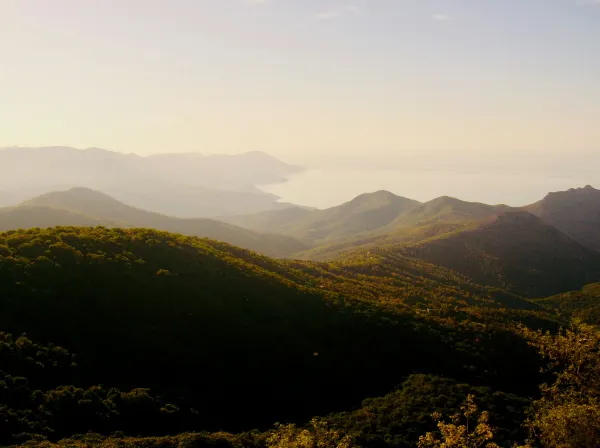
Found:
[399,211,600,298]
[0,227,557,445]
[536,283,600,325]
[1,188,308,257]
[294,196,510,261]
[224,190,422,243]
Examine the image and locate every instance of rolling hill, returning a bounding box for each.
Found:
[226,193,514,258]
[524,185,600,251]
[0,227,556,444]
[399,211,600,297]
[535,282,600,326]
[224,190,422,243]
[0,188,309,257]
[286,196,511,261]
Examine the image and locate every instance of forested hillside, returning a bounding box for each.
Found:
[525,185,600,251]
[535,283,600,325]
[224,191,421,243]
[398,211,600,297]
[0,188,308,257]
[0,226,560,446]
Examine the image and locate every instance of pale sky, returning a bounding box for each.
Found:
[1,0,599,165]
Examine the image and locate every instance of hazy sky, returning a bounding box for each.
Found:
[1,0,599,165]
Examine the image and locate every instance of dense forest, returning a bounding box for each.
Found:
[1,185,599,447]
[1,224,598,447]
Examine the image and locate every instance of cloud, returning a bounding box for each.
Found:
[316,11,340,20]
[316,5,360,20]
[432,13,454,22]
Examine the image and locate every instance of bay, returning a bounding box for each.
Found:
[259,166,599,209]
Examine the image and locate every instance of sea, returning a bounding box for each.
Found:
[259,165,599,209]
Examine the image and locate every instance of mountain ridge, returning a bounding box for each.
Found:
[0,146,304,217]
[398,210,600,297]
[1,187,308,257]
[524,184,600,251]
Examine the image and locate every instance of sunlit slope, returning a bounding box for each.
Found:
[0,227,555,431]
[535,283,600,325]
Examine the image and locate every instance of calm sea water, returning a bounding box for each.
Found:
[260,167,599,209]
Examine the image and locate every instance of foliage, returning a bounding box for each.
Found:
[267,419,356,448]
[324,374,528,448]
[418,395,499,448]
[536,283,600,326]
[0,226,564,445]
[520,325,600,447]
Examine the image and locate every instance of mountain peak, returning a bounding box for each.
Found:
[544,184,599,200]
[23,188,130,217]
[343,191,421,212]
[26,187,118,203]
[525,185,600,251]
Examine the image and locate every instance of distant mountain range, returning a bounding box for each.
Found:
[1,148,598,298]
[0,188,308,258]
[222,191,421,242]
[223,192,511,247]
[224,185,600,297]
[0,146,303,217]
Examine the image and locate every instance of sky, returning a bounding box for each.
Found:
[1,0,599,166]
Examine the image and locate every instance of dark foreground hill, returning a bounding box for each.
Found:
[400,211,600,298]
[0,188,308,257]
[0,227,556,445]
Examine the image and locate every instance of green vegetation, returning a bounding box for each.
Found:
[1,188,308,257]
[0,226,561,445]
[398,211,600,297]
[1,189,599,448]
[536,283,600,326]
[224,193,509,254]
[224,190,422,244]
[414,325,600,448]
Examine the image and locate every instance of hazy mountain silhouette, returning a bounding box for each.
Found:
[0,146,303,217]
[1,188,308,257]
[524,185,600,251]
[0,205,118,229]
[400,211,600,297]
[224,190,422,243]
